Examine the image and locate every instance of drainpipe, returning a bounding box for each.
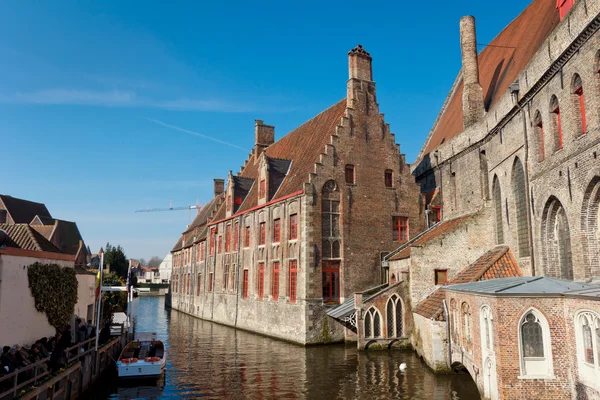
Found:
[442,299,452,367]
[211,228,217,320]
[511,81,536,276]
[234,215,243,327]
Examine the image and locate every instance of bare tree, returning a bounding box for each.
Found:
[148,256,162,268]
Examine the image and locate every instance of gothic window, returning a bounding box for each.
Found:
[451,299,459,342]
[273,218,281,243]
[386,295,403,338]
[288,260,297,302]
[259,222,266,245]
[534,111,545,162]
[550,95,563,151]
[572,74,588,135]
[462,302,472,348]
[289,214,298,240]
[493,175,504,245]
[519,309,553,378]
[242,269,249,299]
[541,197,573,280]
[364,307,382,339]
[576,311,600,389]
[512,158,530,257]
[272,261,280,300]
[581,178,600,279]
[480,306,493,351]
[223,265,229,290]
[322,180,341,303]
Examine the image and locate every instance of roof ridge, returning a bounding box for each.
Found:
[471,245,511,281]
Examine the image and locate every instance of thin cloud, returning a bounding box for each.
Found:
[0,88,254,113]
[146,118,247,150]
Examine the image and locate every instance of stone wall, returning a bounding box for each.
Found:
[412,313,448,372]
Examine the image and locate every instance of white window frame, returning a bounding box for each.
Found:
[517,308,554,379]
[575,310,600,391]
[480,305,494,353]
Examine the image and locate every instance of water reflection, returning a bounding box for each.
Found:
[87,297,479,399]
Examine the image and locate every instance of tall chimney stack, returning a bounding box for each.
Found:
[253,120,274,157]
[214,178,225,198]
[348,44,372,81]
[460,16,484,128]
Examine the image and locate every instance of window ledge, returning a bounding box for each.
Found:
[272,242,280,246]
[517,375,555,380]
[385,186,395,190]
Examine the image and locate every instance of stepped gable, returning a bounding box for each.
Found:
[414,246,522,321]
[387,214,473,261]
[227,99,347,216]
[0,195,51,224]
[0,223,62,253]
[419,0,559,160]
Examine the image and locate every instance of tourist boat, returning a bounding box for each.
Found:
[116,332,166,379]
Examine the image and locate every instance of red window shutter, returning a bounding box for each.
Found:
[322,261,340,303]
[576,87,587,134]
[272,262,280,300]
[345,165,355,184]
[258,263,265,300]
[243,270,249,299]
[553,106,563,149]
[289,214,297,240]
[225,225,231,252]
[245,226,250,247]
[234,222,239,251]
[210,229,216,255]
[289,260,297,302]
[259,223,266,245]
[235,196,243,205]
[209,272,213,292]
[273,219,280,243]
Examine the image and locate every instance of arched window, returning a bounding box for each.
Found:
[386,295,403,338]
[384,169,393,188]
[512,158,530,257]
[549,95,563,151]
[492,175,504,244]
[345,164,355,184]
[581,177,600,279]
[519,309,553,378]
[480,306,493,351]
[575,311,600,389]
[364,307,381,339]
[572,74,588,135]
[450,299,459,342]
[533,111,545,161]
[462,302,472,347]
[541,197,573,280]
[322,180,341,303]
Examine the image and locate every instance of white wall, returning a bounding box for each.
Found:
[158,253,172,282]
[74,273,96,323]
[0,254,74,346]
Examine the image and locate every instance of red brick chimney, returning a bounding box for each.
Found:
[214,178,225,198]
[460,16,485,128]
[253,120,274,157]
[348,44,372,81]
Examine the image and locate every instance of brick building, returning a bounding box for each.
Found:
[353,0,600,398]
[169,46,424,344]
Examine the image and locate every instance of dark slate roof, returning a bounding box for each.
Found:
[34,215,57,225]
[0,223,62,253]
[0,195,51,224]
[52,220,85,255]
[417,0,560,162]
[268,157,292,199]
[415,246,522,320]
[387,214,473,261]
[446,276,600,295]
[233,176,255,213]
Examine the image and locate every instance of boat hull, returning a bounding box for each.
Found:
[117,360,165,379]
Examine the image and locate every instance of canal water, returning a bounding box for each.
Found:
[87,296,480,399]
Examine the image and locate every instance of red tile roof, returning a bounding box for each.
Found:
[209,99,347,222]
[419,0,559,159]
[388,214,473,261]
[414,246,522,320]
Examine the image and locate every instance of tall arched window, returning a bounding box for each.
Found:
[541,197,573,280]
[519,309,553,378]
[386,295,403,338]
[480,306,493,351]
[549,95,563,151]
[451,299,459,342]
[322,180,341,303]
[512,158,530,257]
[533,111,545,161]
[572,74,588,135]
[581,177,600,279]
[575,311,600,389]
[364,307,381,339]
[462,302,472,348]
[492,175,504,244]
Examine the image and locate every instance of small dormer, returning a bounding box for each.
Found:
[226,171,254,216]
[258,152,269,206]
[556,0,574,21]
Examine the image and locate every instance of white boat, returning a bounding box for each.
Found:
[116,332,166,379]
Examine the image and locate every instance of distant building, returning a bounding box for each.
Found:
[158,253,171,283]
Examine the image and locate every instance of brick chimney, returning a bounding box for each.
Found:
[348,44,372,81]
[253,120,274,157]
[214,178,225,198]
[460,16,484,128]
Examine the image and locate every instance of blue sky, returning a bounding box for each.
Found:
[2,0,534,261]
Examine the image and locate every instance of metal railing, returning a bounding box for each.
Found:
[0,336,114,399]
